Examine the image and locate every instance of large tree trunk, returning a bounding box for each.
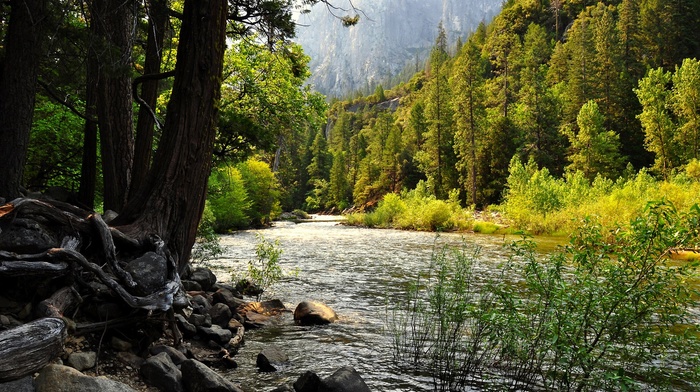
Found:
[89,0,136,212]
[0,0,47,199]
[130,0,168,198]
[114,0,227,273]
[78,50,99,210]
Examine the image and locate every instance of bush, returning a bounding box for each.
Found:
[237,158,281,226]
[389,202,700,391]
[208,165,251,232]
[191,201,224,265]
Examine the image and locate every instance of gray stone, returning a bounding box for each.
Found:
[175,314,197,337]
[180,359,244,392]
[197,325,232,346]
[293,301,338,325]
[209,303,232,327]
[191,295,212,314]
[0,376,34,392]
[181,280,203,292]
[293,371,323,392]
[190,268,216,291]
[212,288,246,310]
[67,351,97,371]
[111,336,132,352]
[125,252,167,296]
[150,345,188,365]
[140,352,183,392]
[188,313,212,328]
[0,218,57,253]
[256,345,289,372]
[322,366,371,392]
[34,364,137,392]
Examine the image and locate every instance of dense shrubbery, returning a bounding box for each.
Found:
[206,158,281,232]
[389,202,700,391]
[502,156,700,234]
[346,181,475,231]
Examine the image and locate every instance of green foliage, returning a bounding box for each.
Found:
[244,234,284,301]
[237,158,281,226]
[191,201,224,265]
[208,165,251,232]
[389,202,700,391]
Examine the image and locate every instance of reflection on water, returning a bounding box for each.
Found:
[210,219,558,392]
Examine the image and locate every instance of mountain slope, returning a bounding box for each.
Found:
[294,0,502,97]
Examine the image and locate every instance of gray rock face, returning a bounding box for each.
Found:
[293,301,338,325]
[256,345,289,372]
[190,268,217,291]
[209,302,232,328]
[197,325,232,346]
[67,352,97,371]
[0,376,33,392]
[34,364,137,392]
[0,218,57,253]
[125,252,167,296]
[294,0,502,97]
[323,366,371,392]
[180,359,244,392]
[140,352,183,392]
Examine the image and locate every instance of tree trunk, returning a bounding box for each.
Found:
[89,0,135,212]
[0,0,47,199]
[114,0,227,273]
[130,0,168,198]
[78,48,99,209]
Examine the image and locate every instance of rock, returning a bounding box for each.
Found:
[181,280,203,292]
[125,252,167,296]
[197,325,232,346]
[150,345,188,365]
[0,218,57,253]
[34,364,137,392]
[242,311,270,329]
[180,359,244,392]
[140,352,183,392]
[293,371,323,392]
[116,352,144,368]
[256,345,289,372]
[237,299,286,327]
[189,313,212,328]
[227,318,243,331]
[293,301,338,325]
[111,336,132,352]
[175,314,197,337]
[191,295,212,315]
[322,366,371,392]
[209,303,232,327]
[212,283,243,298]
[213,289,246,310]
[190,268,217,292]
[66,351,97,371]
[0,375,33,392]
[102,210,119,223]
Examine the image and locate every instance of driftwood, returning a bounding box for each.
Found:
[0,317,66,381]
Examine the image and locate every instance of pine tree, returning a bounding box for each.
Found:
[671,58,700,161]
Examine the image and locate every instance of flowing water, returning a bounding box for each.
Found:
[209,218,563,392]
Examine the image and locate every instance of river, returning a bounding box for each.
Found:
[209,218,562,392]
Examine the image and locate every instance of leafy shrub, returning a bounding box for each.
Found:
[237,158,281,226]
[208,165,251,232]
[191,201,224,265]
[234,234,286,300]
[389,202,700,391]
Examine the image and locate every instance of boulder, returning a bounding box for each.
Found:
[188,313,212,328]
[180,359,244,392]
[208,303,232,327]
[140,352,183,392]
[212,289,246,310]
[293,371,323,392]
[116,352,145,368]
[67,352,97,371]
[0,218,57,253]
[256,345,289,372]
[125,252,167,296]
[175,314,197,338]
[293,301,338,325]
[181,280,203,292]
[190,295,212,315]
[323,366,371,392]
[150,345,188,365]
[0,376,33,392]
[34,364,137,392]
[190,268,217,292]
[197,325,232,346]
[111,336,132,352]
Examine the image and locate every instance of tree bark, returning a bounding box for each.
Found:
[114,0,227,274]
[0,0,47,199]
[130,0,169,198]
[78,46,99,209]
[0,317,66,382]
[89,0,136,212]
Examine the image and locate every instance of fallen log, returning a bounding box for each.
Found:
[0,317,66,381]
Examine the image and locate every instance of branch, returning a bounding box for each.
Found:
[132,70,175,130]
[37,80,94,122]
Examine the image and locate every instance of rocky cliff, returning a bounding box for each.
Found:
[294,0,502,97]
